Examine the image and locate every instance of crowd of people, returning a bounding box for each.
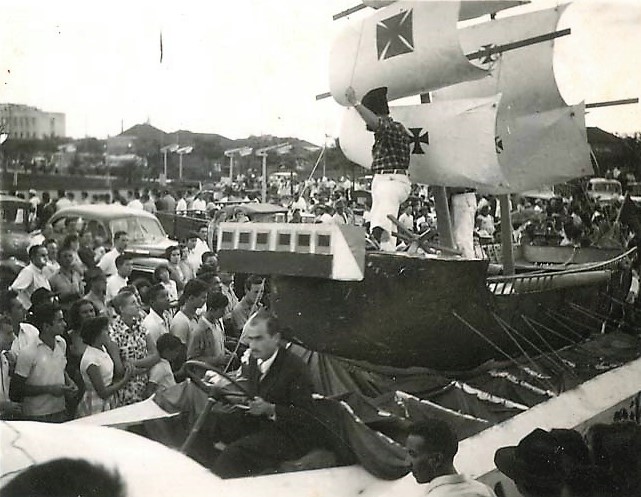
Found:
[1,210,265,424]
[1,176,640,485]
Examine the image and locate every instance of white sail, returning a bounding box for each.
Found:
[432,6,570,116]
[362,0,529,21]
[330,1,488,106]
[339,95,508,189]
[487,102,592,193]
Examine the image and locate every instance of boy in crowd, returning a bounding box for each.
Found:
[145,334,183,397]
[106,254,133,302]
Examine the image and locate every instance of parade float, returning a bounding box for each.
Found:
[2,2,639,497]
[216,1,639,369]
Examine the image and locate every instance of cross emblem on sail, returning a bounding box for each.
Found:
[408,128,429,154]
[376,10,414,60]
[339,95,508,190]
[478,44,500,66]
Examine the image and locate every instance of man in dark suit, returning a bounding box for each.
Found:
[212,310,319,478]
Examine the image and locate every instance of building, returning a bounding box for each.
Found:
[0,103,66,139]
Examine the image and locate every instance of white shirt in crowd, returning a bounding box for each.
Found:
[9,263,52,309]
[13,336,68,417]
[176,198,187,212]
[127,199,144,210]
[97,248,121,277]
[106,274,128,302]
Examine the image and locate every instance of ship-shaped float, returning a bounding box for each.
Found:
[5,3,638,497]
[217,1,638,370]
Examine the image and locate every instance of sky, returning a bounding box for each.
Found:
[1,0,639,145]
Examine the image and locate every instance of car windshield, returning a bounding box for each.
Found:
[593,182,621,193]
[109,216,166,244]
[0,201,30,231]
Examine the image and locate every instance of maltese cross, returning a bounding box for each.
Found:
[408,128,429,154]
[479,44,499,65]
[376,10,414,60]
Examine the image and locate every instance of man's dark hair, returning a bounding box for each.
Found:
[61,234,79,250]
[30,302,61,331]
[146,283,167,305]
[206,292,228,311]
[187,231,199,241]
[244,275,264,291]
[199,224,208,232]
[113,231,128,242]
[156,333,183,357]
[44,238,57,248]
[153,264,170,282]
[80,316,109,346]
[115,253,133,268]
[201,251,216,264]
[30,288,54,308]
[28,244,45,260]
[407,419,459,461]
[182,279,209,300]
[0,458,126,497]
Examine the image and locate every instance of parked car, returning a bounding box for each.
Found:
[586,178,623,205]
[47,205,176,284]
[0,194,31,288]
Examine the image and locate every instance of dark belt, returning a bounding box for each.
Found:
[375,169,408,175]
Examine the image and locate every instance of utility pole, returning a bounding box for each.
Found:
[256,143,290,203]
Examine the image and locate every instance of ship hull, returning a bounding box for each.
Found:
[272,253,616,370]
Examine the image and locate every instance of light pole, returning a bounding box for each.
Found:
[224,146,253,181]
[176,146,193,181]
[160,144,179,185]
[256,143,290,203]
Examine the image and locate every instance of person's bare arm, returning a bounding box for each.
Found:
[345,86,381,131]
[87,363,132,400]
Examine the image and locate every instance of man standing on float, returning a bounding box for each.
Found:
[345,86,411,251]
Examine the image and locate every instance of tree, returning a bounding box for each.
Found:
[620,133,641,179]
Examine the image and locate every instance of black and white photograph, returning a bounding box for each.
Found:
[1,0,640,496]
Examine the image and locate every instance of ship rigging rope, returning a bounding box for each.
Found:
[519,315,580,379]
[223,279,266,374]
[545,308,599,337]
[451,311,523,369]
[496,313,570,377]
[491,313,562,393]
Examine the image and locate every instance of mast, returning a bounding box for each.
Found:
[499,194,514,275]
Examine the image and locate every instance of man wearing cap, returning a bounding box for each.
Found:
[345,86,411,251]
[406,419,496,496]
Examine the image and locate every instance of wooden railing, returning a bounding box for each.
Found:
[486,247,636,295]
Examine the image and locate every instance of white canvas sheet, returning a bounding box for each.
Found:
[432,6,570,116]
[330,1,488,106]
[339,95,508,189]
